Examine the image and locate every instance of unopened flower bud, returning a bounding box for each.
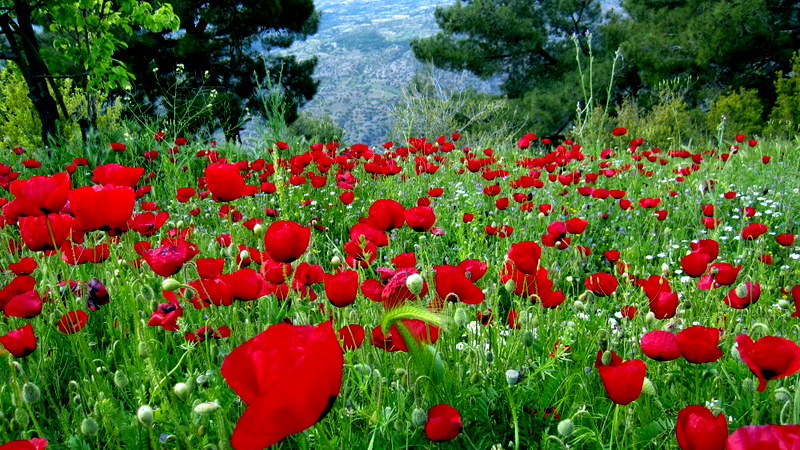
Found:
[194,402,221,415]
[742,378,755,392]
[81,417,99,436]
[573,300,585,311]
[485,351,494,363]
[644,312,656,323]
[454,308,468,328]
[330,255,342,268]
[137,405,154,426]
[114,370,128,389]
[601,350,613,366]
[505,369,520,386]
[140,284,155,301]
[735,283,749,298]
[138,341,149,359]
[406,273,424,296]
[238,250,250,261]
[353,364,372,378]
[661,263,670,276]
[161,278,182,292]
[22,382,40,403]
[557,419,575,437]
[504,279,516,293]
[522,331,535,348]
[252,223,265,237]
[775,388,792,403]
[173,382,191,400]
[411,408,427,427]
[641,377,656,396]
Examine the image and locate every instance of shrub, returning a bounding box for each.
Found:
[706,87,764,138]
[765,51,800,138]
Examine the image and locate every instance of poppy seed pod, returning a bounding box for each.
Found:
[505,369,521,386]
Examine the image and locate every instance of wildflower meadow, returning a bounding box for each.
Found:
[1,128,800,450]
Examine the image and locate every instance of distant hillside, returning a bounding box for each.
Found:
[282,0,619,145]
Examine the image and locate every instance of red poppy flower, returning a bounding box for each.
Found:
[741,222,768,240]
[458,259,488,282]
[675,405,728,450]
[204,163,246,202]
[141,239,197,277]
[349,223,388,247]
[735,334,800,392]
[598,359,646,405]
[8,257,36,275]
[584,273,618,297]
[620,305,638,319]
[726,424,800,449]
[18,214,74,252]
[220,269,272,301]
[147,298,183,331]
[433,264,484,305]
[612,127,627,136]
[506,241,542,275]
[0,437,48,449]
[0,323,37,357]
[264,221,310,263]
[69,185,135,233]
[640,330,681,361]
[405,206,436,232]
[57,310,88,334]
[337,324,365,350]
[92,163,144,187]
[677,326,723,363]
[776,234,796,246]
[110,142,126,151]
[366,199,405,231]
[649,291,679,319]
[381,268,428,309]
[425,404,463,442]
[723,282,761,309]
[324,270,359,307]
[176,187,196,203]
[185,325,231,343]
[220,321,343,450]
[681,252,710,277]
[6,172,70,217]
[3,289,42,319]
[370,319,439,352]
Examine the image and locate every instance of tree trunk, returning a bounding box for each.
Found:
[0,1,63,145]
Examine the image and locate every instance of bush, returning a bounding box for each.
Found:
[706,87,764,138]
[288,112,344,143]
[765,51,800,138]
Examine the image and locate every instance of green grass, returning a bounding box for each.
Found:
[1,129,799,449]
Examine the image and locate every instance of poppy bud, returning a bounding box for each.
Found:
[114,370,128,389]
[353,364,372,378]
[505,369,520,386]
[485,351,494,363]
[504,279,516,294]
[137,405,154,426]
[193,402,221,414]
[644,312,656,323]
[140,285,155,301]
[238,249,250,262]
[453,308,468,328]
[138,341,149,359]
[196,374,208,386]
[173,382,191,400]
[775,388,792,403]
[601,350,613,366]
[741,378,756,392]
[557,419,575,437]
[395,368,407,378]
[176,220,185,229]
[641,377,656,396]
[252,223,265,237]
[15,408,29,426]
[12,361,24,376]
[22,382,40,403]
[573,300,585,311]
[81,417,99,436]
[406,273,424,296]
[522,331,536,348]
[661,263,670,277]
[411,408,428,427]
[735,283,748,298]
[331,255,342,268]
[161,278,182,292]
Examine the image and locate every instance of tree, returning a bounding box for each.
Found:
[612,0,799,109]
[411,0,613,134]
[119,0,320,141]
[0,0,179,144]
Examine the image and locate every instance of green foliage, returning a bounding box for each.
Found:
[614,77,705,146]
[390,68,521,145]
[766,51,800,138]
[287,112,344,144]
[614,0,798,108]
[706,87,764,137]
[118,0,320,142]
[411,0,610,134]
[0,65,123,150]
